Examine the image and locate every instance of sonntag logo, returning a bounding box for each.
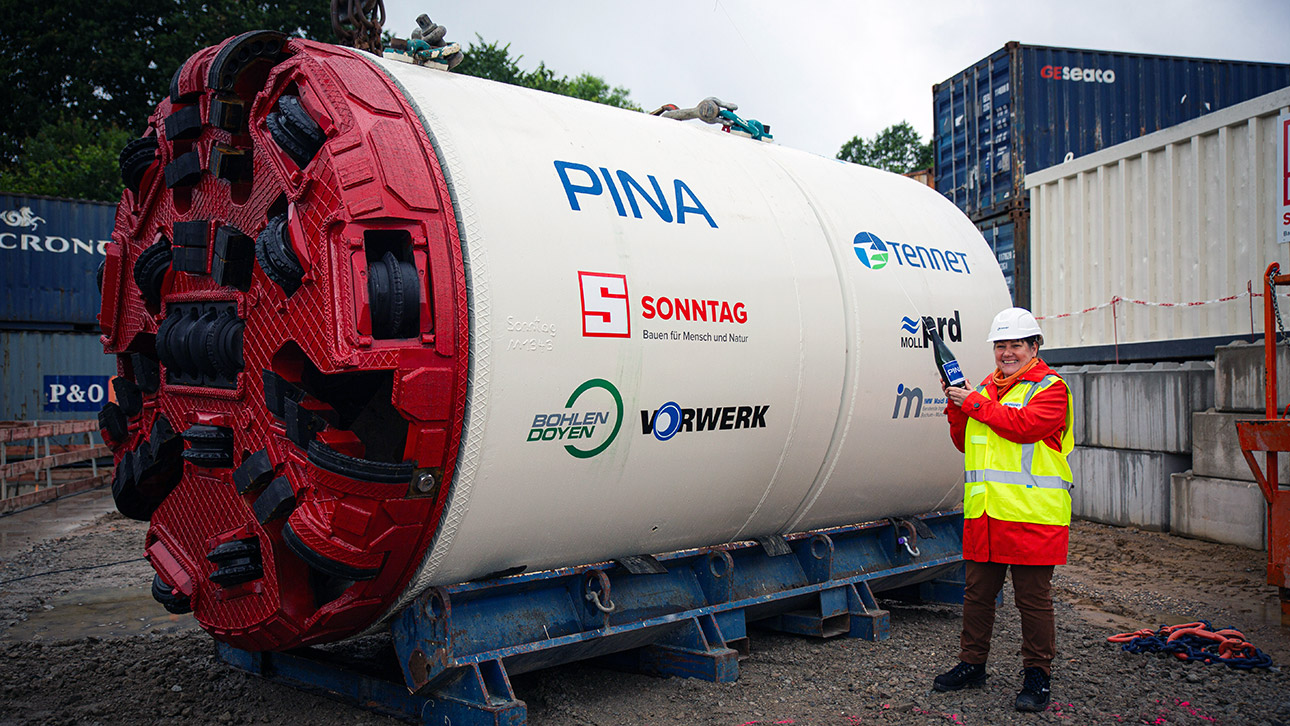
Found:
[899,310,962,348]
[579,271,630,338]
[853,231,972,275]
[527,378,624,458]
[641,402,769,441]
[579,270,753,344]
[892,383,947,419]
[853,232,889,269]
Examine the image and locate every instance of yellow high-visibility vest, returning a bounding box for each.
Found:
[963,374,1074,527]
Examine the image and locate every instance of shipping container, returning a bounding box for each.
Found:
[975,210,1026,302]
[934,42,1290,221]
[1025,86,1290,363]
[902,167,935,188]
[0,193,116,328]
[1,331,115,421]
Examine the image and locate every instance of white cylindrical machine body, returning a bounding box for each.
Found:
[369,57,1013,597]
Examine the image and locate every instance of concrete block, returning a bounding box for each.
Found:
[1076,362,1214,454]
[1170,471,1266,550]
[1069,446,1190,531]
[1192,409,1290,482]
[1214,340,1290,413]
[1053,365,1089,446]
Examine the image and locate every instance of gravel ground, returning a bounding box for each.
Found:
[1,511,1287,726]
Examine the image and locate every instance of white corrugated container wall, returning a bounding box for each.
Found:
[1025,86,1290,351]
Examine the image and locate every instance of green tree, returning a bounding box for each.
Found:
[0,7,638,201]
[837,121,933,174]
[0,119,132,202]
[455,36,639,111]
[0,1,331,165]
[561,73,637,109]
[453,37,526,85]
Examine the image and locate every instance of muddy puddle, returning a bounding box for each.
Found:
[0,488,117,557]
[3,583,199,641]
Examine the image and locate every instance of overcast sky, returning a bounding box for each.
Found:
[381,0,1290,158]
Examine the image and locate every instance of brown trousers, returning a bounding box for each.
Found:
[959,561,1056,673]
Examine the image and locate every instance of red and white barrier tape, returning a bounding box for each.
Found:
[1036,290,1289,321]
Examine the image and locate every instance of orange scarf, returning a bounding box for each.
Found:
[991,357,1040,398]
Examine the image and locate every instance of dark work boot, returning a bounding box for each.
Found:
[932,661,987,692]
[1015,666,1051,712]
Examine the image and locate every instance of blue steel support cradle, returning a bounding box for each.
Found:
[218,509,965,726]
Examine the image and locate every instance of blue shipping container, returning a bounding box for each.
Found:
[976,215,1017,303]
[1,331,115,421]
[0,193,116,328]
[934,43,1290,219]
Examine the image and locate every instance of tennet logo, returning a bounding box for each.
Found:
[853,232,889,269]
[853,231,972,274]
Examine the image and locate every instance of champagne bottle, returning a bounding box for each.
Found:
[928,328,966,388]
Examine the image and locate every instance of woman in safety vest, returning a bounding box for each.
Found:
[931,307,1074,713]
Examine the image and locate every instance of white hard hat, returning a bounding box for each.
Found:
[986,307,1043,343]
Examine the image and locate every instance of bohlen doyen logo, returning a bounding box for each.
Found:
[641,402,769,441]
[892,383,947,419]
[528,378,624,458]
[853,231,972,275]
[899,310,962,349]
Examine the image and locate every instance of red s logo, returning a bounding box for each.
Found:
[579,272,630,338]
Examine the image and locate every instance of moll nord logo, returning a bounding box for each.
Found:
[899,310,962,349]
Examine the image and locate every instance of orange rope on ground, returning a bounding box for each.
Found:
[1107,622,1272,669]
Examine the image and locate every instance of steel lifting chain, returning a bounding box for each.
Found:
[1270,265,1286,343]
[332,0,385,55]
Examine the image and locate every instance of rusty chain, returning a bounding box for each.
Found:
[1270,266,1286,343]
[332,0,385,54]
